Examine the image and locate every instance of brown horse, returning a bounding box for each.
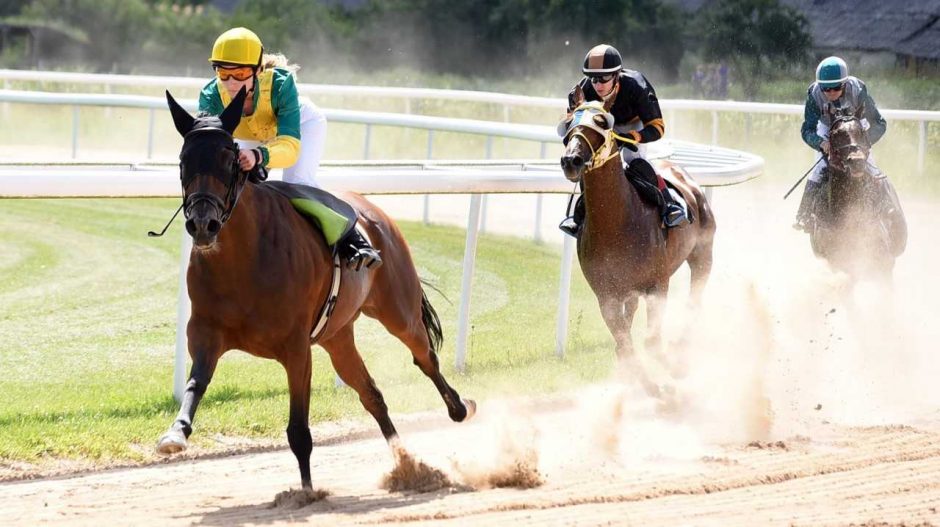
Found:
[559,95,716,396]
[156,89,475,490]
[810,109,907,280]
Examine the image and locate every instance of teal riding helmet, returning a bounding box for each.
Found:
[816,56,849,88]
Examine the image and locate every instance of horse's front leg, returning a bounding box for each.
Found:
[598,293,637,361]
[156,331,222,455]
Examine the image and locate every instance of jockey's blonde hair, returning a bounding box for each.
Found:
[261,52,300,77]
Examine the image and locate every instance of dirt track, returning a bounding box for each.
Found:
[3,183,940,526]
[3,401,939,526]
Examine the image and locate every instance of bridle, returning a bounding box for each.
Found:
[562,104,635,174]
[828,115,871,176]
[180,125,249,227]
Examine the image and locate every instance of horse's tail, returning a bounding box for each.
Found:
[420,288,444,355]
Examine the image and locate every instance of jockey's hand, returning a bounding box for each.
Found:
[238,149,262,172]
[820,140,830,155]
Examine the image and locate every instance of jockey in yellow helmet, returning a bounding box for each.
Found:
[199,27,326,187]
[199,28,381,269]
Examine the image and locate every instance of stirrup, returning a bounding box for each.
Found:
[339,232,382,271]
[663,206,690,228]
[558,217,580,238]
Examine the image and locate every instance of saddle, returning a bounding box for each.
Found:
[623,158,692,221]
[262,180,358,246]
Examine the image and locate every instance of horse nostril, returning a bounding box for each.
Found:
[207,219,221,235]
[571,155,584,168]
[185,219,197,236]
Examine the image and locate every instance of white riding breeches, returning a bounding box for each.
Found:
[235,97,328,188]
[809,121,879,183]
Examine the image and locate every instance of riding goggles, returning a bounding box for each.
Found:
[821,84,844,93]
[590,73,616,84]
[215,66,255,81]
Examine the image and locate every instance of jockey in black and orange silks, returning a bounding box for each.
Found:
[559,44,689,238]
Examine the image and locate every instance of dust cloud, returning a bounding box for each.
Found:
[396,178,939,480]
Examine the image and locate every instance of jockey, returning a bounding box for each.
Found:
[199,27,381,269]
[794,56,888,232]
[559,44,689,237]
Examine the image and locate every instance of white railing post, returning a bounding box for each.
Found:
[555,235,576,358]
[480,136,493,234]
[455,194,483,372]
[173,231,192,402]
[424,130,434,224]
[918,120,926,174]
[147,108,155,159]
[72,106,79,159]
[534,194,543,243]
[711,110,719,145]
[1,78,8,118]
[363,124,372,160]
[534,141,547,243]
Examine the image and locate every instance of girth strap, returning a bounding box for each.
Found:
[310,254,342,342]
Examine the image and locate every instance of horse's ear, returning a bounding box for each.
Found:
[571,84,585,109]
[165,90,194,137]
[592,114,611,130]
[219,86,247,134]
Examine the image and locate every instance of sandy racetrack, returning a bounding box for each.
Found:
[2,183,939,526]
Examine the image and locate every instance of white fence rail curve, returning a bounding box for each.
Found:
[2,69,938,171]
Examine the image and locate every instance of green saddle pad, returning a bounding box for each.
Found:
[262,181,357,245]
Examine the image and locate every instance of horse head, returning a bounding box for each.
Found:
[558,88,618,183]
[828,105,872,180]
[166,88,248,249]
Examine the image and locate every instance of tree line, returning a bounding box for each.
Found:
[1,0,811,98]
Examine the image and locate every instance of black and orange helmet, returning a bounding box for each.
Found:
[582,44,623,75]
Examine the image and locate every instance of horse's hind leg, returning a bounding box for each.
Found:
[281,342,314,489]
[319,325,398,441]
[156,333,222,455]
[687,236,714,307]
[377,292,474,423]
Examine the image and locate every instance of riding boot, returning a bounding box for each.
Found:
[337,229,382,271]
[793,180,823,232]
[558,217,580,237]
[558,195,585,238]
[661,188,690,228]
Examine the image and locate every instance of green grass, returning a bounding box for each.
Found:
[0,198,615,465]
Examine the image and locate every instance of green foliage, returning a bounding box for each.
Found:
[19,0,152,71]
[0,0,28,17]
[694,0,812,100]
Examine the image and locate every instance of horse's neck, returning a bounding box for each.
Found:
[581,156,641,229]
[828,172,871,217]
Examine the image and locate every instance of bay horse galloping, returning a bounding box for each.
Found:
[559,94,716,397]
[809,108,907,280]
[156,89,475,490]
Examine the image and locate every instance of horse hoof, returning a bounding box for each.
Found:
[156,432,187,456]
[461,398,477,422]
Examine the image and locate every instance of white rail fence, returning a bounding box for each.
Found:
[0,156,761,402]
[2,69,939,172]
[0,73,767,400]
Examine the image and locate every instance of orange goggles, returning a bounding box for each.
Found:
[215,66,254,81]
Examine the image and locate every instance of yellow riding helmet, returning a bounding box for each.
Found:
[209,27,263,67]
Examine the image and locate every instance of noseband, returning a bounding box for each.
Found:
[180,126,248,226]
[563,104,632,174]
